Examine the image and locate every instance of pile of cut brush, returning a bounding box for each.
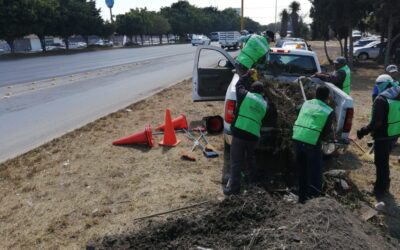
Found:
[87,188,399,250]
[259,77,335,154]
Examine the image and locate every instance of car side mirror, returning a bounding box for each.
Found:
[218,59,228,67]
[321,66,328,73]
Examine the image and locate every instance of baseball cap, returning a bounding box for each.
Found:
[386,64,398,73]
[333,56,346,65]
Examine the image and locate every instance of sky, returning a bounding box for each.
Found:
[95,0,312,25]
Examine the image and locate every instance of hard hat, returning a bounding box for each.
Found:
[386,64,398,73]
[333,56,347,65]
[375,74,393,83]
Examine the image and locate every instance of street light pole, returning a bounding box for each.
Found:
[240,0,244,31]
[109,7,113,23]
[105,0,114,23]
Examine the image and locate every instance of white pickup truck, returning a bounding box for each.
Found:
[219,31,241,50]
[192,46,354,178]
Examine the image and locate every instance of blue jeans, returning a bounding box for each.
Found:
[295,141,323,203]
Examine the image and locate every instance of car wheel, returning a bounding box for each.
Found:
[222,140,231,185]
[358,53,369,60]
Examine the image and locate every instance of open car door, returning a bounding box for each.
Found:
[192,45,235,102]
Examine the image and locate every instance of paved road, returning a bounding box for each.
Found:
[0,44,238,162]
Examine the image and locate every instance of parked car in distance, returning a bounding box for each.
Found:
[191,35,211,46]
[95,39,113,47]
[46,43,65,51]
[69,42,87,49]
[353,38,379,48]
[210,32,220,41]
[275,38,305,47]
[352,30,362,41]
[354,41,386,60]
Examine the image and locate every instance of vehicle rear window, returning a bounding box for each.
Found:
[266,53,318,76]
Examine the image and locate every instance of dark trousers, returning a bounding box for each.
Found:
[228,136,258,191]
[374,139,391,191]
[295,141,323,203]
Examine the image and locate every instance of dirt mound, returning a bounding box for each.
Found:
[88,188,398,250]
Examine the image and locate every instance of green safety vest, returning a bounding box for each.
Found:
[387,98,400,137]
[234,92,267,137]
[236,35,270,69]
[292,99,333,145]
[339,65,351,95]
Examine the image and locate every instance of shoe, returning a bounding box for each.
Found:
[223,186,240,195]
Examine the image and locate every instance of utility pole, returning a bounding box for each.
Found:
[240,0,244,31]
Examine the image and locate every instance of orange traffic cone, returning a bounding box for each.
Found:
[112,124,154,147]
[159,109,181,147]
[155,114,188,131]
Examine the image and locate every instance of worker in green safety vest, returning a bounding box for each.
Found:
[357,85,400,197]
[292,85,335,203]
[223,69,268,196]
[315,57,351,95]
[235,30,275,76]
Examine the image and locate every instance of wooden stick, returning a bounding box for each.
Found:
[349,138,367,154]
[133,201,210,221]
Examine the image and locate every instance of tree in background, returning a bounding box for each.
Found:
[32,0,59,51]
[147,13,171,44]
[0,0,35,52]
[55,0,87,50]
[244,17,261,33]
[115,10,142,43]
[289,1,300,37]
[79,0,103,46]
[99,21,115,39]
[280,9,289,38]
[160,1,198,40]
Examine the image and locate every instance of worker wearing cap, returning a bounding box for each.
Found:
[223,69,268,195]
[235,31,275,76]
[357,85,400,197]
[386,64,399,83]
[315,57,351,95]
[292,85,335,203]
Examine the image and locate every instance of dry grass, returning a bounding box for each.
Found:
[0,79,225,249]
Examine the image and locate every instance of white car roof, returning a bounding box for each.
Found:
[270,47,316,56]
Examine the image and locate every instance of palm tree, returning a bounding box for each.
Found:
[289,1,300,37]
[280,9,289,38]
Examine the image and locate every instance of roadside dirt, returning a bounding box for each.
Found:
[89,188,398,250]
[1,41,400,249]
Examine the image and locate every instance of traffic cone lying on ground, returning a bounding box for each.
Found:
[159,109,181,147]
[155,114,188,131]
[112,124,154,147]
